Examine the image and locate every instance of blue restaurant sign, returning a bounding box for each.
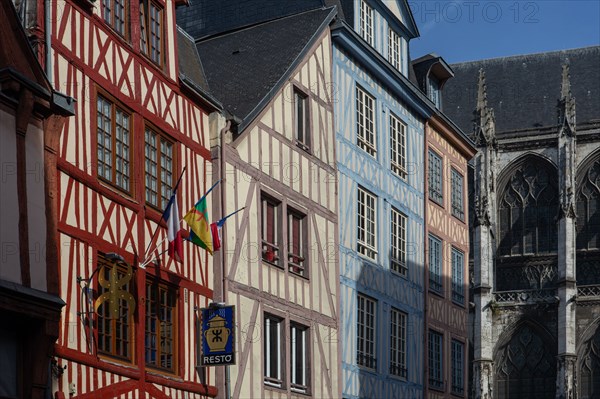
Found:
[200,305,235,366]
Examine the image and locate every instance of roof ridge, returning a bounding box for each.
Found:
[450,45,600,66]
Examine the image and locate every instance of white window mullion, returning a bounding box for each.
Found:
[276,321,281,380]
[301,329,306,386]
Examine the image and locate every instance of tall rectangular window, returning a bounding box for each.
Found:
[262,195,281,266]
[390,308,407,378]
[451,169,464,220]
[145,128,174,209]
[452,248,465,305]
[140,0,163,65]
[428,330,443,390]
[357,187,377,259]
[359,0,374,46]
[356,87,376,156]
[264,314,284,388]
[290,323,309,393]
[390,113,407,178]
[451,340,465,395]
[97,95,131,193]
[388,28,402,71]
[429,234,443,293]
[288,209,307,276]
[97,255,133,361]
[357,294,376,369]
[103,0,127,37]
[145,279,177,372]
[428,149,443,204]
[390,208,407,276]
[294,89,310,150]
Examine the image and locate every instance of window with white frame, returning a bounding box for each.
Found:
[294,89,310,150]
[357,187,377,259]
[451,168,464,220]
[288,209,307,276]
[264,314,284,388]
[357,294,377,369]
[290,323,309,393]
[388,28,402,71]
[452,248,465,305]
[390,113,407,178]
[359,0,374,46]
[451,340,465,395]
[428,330,443,390]
[429,149,443,204]
[391,208,407,276]
[429,234,442,293]
[390,308,407,378]
[356,86,376,156]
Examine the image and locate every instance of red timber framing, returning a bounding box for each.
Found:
[45,0,221,397]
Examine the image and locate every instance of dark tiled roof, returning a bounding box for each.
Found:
[196,7,334,126]
[176,0,324,39]
[176,27,210,92]
[442,46,600,136]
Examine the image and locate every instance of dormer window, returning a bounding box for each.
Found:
[428,76,441,108]
[359,0,374,46]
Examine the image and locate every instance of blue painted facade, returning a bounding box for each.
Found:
[331,1,435,398]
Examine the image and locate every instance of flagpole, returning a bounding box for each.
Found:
[142,166,186,265]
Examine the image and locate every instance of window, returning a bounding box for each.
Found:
[388,28,402,71]
[451,340,464,395]
[145,279,177,371]
[264,314,284,388]
[428,330,443,390]
[390,308,407,378]
[290,323,309,393]
[294,89,310,150]
[357,294,376,369]
[429,234,442,293]
[429,76,441,108]
[97,95,131,192]
[140,0,163,65]
[262,195,281,266]
[428,149,443,204]
[356,86,376,156]
[576,158,600,250]
[357,187,377,259]
[451,248,465,305]
[288,209,307,276]
[145,128,174,209]
[96,256,133,361]
[359,0,374,45]
[390,208,407,276]
[390,114,407,178]
[451,169,464,220]
[103,0,127,37]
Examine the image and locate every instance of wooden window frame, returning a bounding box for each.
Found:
[145,277,178,373]
[451,339,465,396]
[102,0,128,38]
[389,308,407,379]
[390,113,407,179]
[357,186,378,260]
[264,313,285,388]
[428,330,444,391]
[294,88,311,152]
[356,86,376,157]
[140,0,164,67]
[96,254,135,363]
[390,207,407,277]
[428,149,443,205]
[262,194,282,267]
[359,0,374,46]
[96,93,133,194]
[144,126,176,211]
[290,322,310,394]
[429,234,443,294]
[451,247,465,305]
[287,208,308,277]
[357,293,377,370]
[451,168,465,221]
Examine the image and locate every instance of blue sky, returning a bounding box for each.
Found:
[408,0,600,63]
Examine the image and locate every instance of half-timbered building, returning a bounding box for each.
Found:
[15,0,223,397]
[0,2,74,398]
[413,54,477,399]
[443,46,600,399]
[180,6,341,398]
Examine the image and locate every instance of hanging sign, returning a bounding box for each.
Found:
[201,305,235,366]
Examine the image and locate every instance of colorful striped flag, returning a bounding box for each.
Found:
[183,181,220,255]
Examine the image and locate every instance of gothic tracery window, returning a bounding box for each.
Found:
[498,161,558,256]
[577,158,600,250]
[580,325,600,398]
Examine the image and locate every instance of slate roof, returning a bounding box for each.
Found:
[442,46,600,136]
[176,27,210,92]
[195,7,335,128]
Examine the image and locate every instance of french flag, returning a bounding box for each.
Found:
[164,192,183,263]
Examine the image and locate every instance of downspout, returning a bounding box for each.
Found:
[45,0,52,85]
